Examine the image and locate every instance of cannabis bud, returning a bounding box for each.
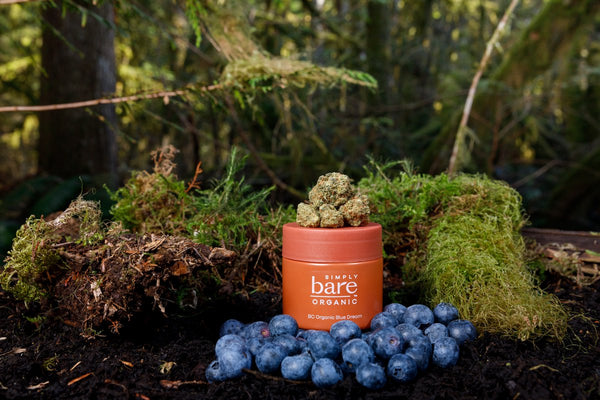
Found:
[296,172,370,228]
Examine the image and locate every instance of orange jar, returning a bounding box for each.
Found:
[282,222,383,330]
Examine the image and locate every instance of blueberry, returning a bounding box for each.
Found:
[311,358,344,388]
[296,329,318,341]
[405,345,430,371]
[330,320,361,345]
[219,319,245,337]
[370,327,404,359]
[307,330,340,360]
[406,334,432,355]
[370,311,397,330]
[247,336,271,357]
[295,336,309,353]
[217,348,252,379]
[433,302,459,325]
[269,314,298,337]
[272,334,302,356]
[447,319,477,345]
[255,343,287,374]
[395,323,423,343]
[424,323,449,344]
[432,337,460,368]
[242,321,271,339]
[363,330,377,347]
[387,353,418,383]
[215,334,246,357]
[384,303,407,324]
[356,362,387,389]
[205,359,227,382]
[403,304,434,328]
[341,338,375,373]
[281,354,314,380]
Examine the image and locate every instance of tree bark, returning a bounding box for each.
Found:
[38,0,118,184]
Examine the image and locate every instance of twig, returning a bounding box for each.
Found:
[448,0,520,176]
[512,159,559,188]
[185,162,203,193]
[0,84,223,113]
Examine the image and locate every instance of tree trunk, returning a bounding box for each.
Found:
[38,0,118,184]
[366,0,392,106]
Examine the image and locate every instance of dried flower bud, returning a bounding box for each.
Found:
[296,203,320,228]
[340,195,370,227]
[308,172,355,208]
[318,204,344,228]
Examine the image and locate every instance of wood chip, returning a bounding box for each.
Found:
[120,360,134,368]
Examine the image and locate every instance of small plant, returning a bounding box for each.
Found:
[187,147,277,250]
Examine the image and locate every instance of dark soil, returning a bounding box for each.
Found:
[0,273,599,400]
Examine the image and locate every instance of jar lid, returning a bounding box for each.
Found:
[282,222,382,262]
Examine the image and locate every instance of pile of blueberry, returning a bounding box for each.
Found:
[206,302,476,389]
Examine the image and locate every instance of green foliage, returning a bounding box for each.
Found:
[221,56,377,94]
[185,0,207,47]
[359,160,568,341]
[187,147,275,249]
[109,146,294,251]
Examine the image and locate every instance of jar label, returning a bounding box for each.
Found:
[282,258,382,330]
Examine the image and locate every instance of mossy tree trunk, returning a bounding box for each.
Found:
[38,1,118,185]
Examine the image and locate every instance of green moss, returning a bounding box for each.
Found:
[359,160,568,341]
[0,197,106,304]
[0,216,60,304]
[107,147,194,236]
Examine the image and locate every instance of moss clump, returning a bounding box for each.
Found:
[359,160,568,341]
[0,216,59,304]
[108,146,194,236]
[0,197,104,304]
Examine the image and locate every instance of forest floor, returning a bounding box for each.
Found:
[0,235,599,400]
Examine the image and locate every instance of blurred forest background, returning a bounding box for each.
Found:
[1,0,599,258]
